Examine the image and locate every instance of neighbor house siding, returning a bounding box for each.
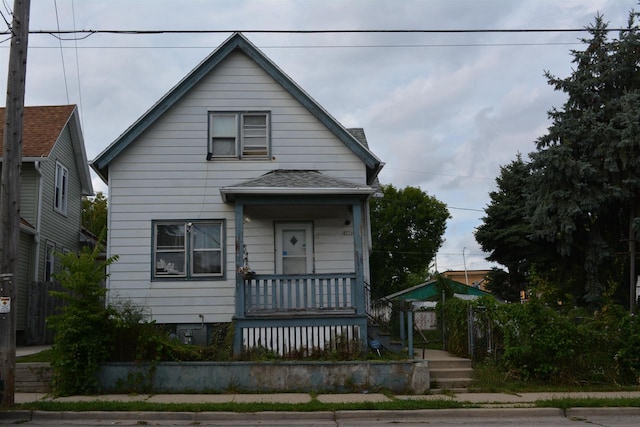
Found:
[17,232,33,330]
[106,50,368,324]
[20,164,39,226]
[37,125,83,281]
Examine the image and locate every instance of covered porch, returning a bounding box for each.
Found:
[220,170,375,356]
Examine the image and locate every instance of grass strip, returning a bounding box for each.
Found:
[11,398,466,413]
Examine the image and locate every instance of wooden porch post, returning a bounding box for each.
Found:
[233,201,245,356]
[351,201,367,350]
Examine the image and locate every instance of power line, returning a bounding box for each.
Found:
[53,0,69,104]
[385,167,494,181]
[71,0,84,130]
[10,27,633,36]
[0,41,589,49]
[448,206,484,212]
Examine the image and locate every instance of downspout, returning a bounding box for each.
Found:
[32,160,44,282]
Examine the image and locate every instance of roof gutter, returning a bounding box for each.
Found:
[220,186,376,203]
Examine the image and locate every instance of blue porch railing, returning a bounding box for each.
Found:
[243,273,357,316]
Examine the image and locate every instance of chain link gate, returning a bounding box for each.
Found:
[467,304,494,361]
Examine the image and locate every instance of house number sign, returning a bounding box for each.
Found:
[0,297,9,313]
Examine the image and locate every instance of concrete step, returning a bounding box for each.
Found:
[428,359,472,370]
[16,363,51,393]
[430,367,475,379]
[423,349,474,391]
[431,377,474,389]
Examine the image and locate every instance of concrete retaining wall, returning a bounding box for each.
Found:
[99,360,430,394]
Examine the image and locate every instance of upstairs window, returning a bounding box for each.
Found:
[54,162,68,214]
[208,112,269,159]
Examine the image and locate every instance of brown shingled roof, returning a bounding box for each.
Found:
[0,105,76,158]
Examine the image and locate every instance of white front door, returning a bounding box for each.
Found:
[275,222,313,274]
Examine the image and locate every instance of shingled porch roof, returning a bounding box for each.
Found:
[220,169,376,202]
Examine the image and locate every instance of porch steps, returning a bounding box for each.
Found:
[16,363,52,393]
[423,349,474,392]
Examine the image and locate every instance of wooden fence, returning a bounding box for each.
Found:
[26,281,65,345]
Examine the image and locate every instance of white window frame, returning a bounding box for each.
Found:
[153,220,225,280]
[44,242,55,282]
[208,111,270,159]
[54,162,69,214]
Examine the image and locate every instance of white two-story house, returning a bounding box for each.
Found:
[92,33,383,356]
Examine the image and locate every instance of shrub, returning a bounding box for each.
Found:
[47,245,118,396]
[497,300,579,381]
[440,294,639,385]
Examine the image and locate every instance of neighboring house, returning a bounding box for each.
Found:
[385,277,495,302]
[92,33,384,355]
[0,105,94,344]
[383,278,496,331]
[442,269,492,290]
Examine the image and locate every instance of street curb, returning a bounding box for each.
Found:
[0,410,32,421]
[566,407,640,417]
[4,407,640,422]
[0,409,338,422]
[335,407,564,420]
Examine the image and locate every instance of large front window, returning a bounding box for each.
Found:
[208,112,269,159]
[153,220,224,279]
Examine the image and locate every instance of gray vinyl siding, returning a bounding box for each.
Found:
[106,51,368,324]
[20,164,39,225]
[17,232,33,330]
[0,163,38,331]
[37,125,84,281]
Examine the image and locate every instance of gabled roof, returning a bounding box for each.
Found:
[0,105,74,158]
[91,32,383,184]
[220,169,375,202]
[0,105,93,195]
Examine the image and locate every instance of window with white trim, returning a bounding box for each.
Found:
[208,112,269,159]
[44,242,55,282]
[54,162,69,214]
[153,220,224,279]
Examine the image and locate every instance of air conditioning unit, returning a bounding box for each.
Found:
[176,324,208,346]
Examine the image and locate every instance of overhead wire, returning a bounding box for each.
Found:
[53,0,69,104]
[0,0,11,35]
[71,0,85,130]
[12,27,634,35]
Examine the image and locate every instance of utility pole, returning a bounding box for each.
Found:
[0,0,30,407]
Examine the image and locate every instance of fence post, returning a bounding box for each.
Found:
[467,305,475,359]
[407,310,414,359]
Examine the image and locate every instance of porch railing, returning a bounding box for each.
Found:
[243,273,357,316]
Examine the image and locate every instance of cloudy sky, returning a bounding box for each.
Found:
[0,0,636,272]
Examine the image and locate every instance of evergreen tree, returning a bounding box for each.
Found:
[475,155,541,295]
[527,11,640,306]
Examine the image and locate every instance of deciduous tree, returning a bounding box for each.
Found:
[82,191,108,239]
[370,184,449,296]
